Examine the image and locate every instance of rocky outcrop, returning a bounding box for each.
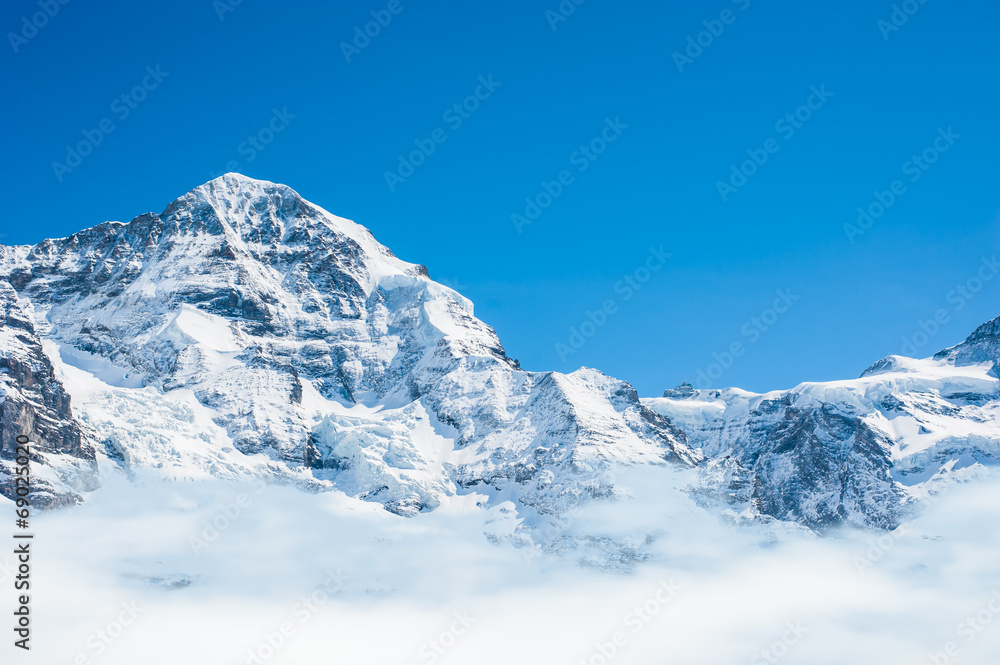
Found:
[0,281,98,507]
[934,315,1000,370]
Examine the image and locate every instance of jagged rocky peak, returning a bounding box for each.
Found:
[860,355,912,378]
[662,381,695,399]
[859,316,1000,379]
[16,173,425,304]
[7,174,507,389]
[934,315,1000,369]
[157,174,414,274]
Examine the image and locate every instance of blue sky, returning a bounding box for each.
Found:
[2,0,998,395]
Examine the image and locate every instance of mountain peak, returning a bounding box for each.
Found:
[935,314,1000,367]
[195,172,296,200]
[161,172,305,226]
[157,174,417,279]
[197,171,287,192]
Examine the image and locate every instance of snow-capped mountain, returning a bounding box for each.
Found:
[0,174,996,543]
[0,174,696,531]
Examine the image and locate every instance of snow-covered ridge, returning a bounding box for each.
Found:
[646,349,999,530]
[0,174,996,546]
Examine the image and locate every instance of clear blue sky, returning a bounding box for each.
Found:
[2,0,998,396]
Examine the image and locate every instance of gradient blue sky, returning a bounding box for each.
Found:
[3,0,998,395]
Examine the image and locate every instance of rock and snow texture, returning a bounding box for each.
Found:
[0,280,98,507]
[934,314,1000,369]
[0,173,995,539]
[646,336,1000,531]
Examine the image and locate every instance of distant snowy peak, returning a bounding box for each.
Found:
[649,333,1000,530]
[858,315,1000,379]
[934,315,1000,370]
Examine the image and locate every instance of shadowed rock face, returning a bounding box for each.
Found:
[936,315,1000,370]
[0,281,98,507]
[675,394,907,532]
[652,326,1000,531]
[744,404,903,531]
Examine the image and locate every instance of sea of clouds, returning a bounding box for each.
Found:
[2,465,999,664]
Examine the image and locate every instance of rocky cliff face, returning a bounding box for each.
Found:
[934,315,1000,369]
[647,342,1000,531]
[0,280,98,507]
